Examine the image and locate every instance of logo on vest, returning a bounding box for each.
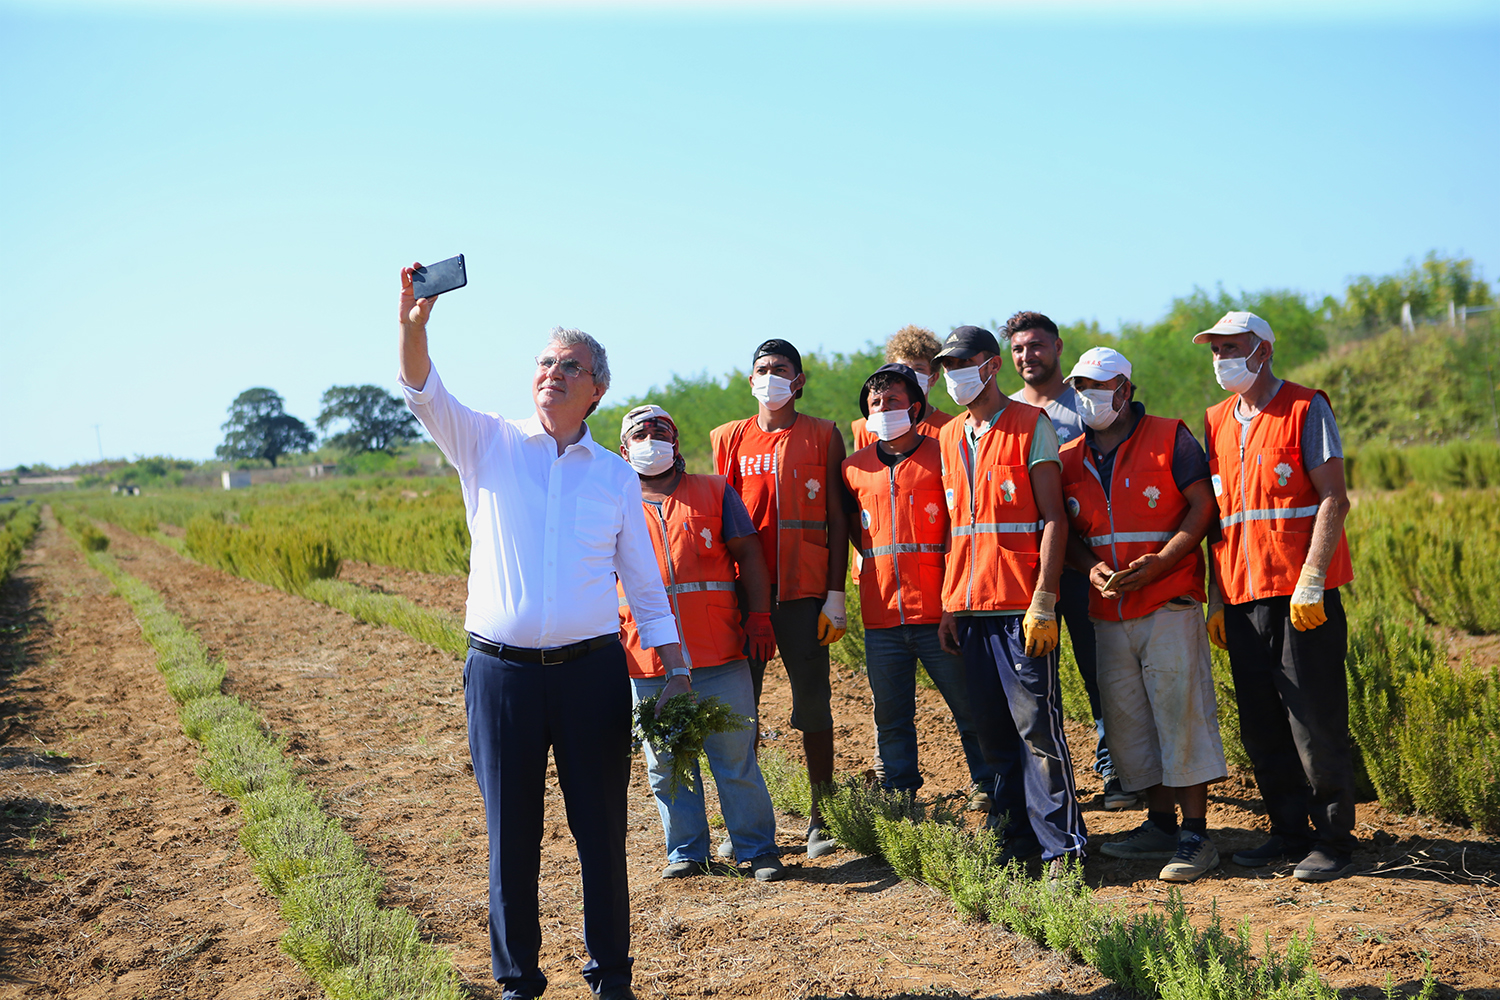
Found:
[1143,485,1161,509]
[860,509,871,529]
[806,478,821,500]
[700,527,714,549]
[1000,479,1016,503]
[1211,474,1223,497]
[945,488,956,509]
[924,501,941,524]
[1273,462,1293,487]
[1066,495,1080,518]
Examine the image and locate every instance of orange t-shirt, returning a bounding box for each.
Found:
[725,420,794,583]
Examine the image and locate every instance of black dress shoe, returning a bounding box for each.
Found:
[593,986,638,1000]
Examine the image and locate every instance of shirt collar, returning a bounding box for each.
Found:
[518,413,600,457]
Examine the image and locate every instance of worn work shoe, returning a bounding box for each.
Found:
[661,860,703,879]
[1159,830,1220,882]
[806,824,838,859]
[1293,848,1357,882]
[965,782,996,813]
[1102,778,1141,811]
[1100,819,1179,861]
[1231,834,1312,868]
[592,987,638,1000]
[716,836,736,860]
[998,836,1043,866]
[747,853,787,882]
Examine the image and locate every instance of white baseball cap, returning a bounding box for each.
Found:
[1065,346,1132,386]
[1193,311,1275,344]
[620,403,676,443]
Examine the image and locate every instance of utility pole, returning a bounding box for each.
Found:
[94,425,104,463]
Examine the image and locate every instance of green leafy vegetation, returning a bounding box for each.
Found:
[217,387,317,468]
[0,503,41,585]
[632,693,752,799]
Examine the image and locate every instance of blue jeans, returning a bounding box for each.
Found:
[631,659,780,864]
[864,624,996,794]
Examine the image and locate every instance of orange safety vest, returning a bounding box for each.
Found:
[939,402,1044,613]
[842,436,948,628]
[1203,382,1354,605]
[617,474,746,678]
[1059,414,1206,621]
[711,413,836,602]
[851,408,954,451]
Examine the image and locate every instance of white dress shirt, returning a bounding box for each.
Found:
[403,365,680,651]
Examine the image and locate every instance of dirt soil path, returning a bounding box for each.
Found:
[0,514,318,1000]
[3,527,1496,998]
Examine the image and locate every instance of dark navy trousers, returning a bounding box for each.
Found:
[464,641,634,995]
[956,614,1088,862]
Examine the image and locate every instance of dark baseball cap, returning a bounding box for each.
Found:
[933,325,1001,361]
[752,338,802,374]
[859,363,929,419]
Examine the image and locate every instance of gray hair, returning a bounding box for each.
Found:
[549,327,611,391]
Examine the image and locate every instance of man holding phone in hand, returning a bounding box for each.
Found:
[397,263,686,1000]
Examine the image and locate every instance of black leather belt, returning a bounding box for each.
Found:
[468,632,619,665]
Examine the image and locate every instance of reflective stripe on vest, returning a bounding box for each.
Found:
[1085,530,1175,547]
[778,519,827,530]
[666,580,737,596]
[1218,504,1321,529]
[859,542,947,558]
[951,520,1044,536]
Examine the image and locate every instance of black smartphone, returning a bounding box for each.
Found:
[412,255,467,298]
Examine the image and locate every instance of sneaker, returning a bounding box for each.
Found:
[1102,778,1141,811]
[1293,848,1357,882]
[662,860,701,879]
[747,853,787,882]
[1099,819,1179,861]
[1159,830,1219,883]
[716,836,735,860]
[998,836,1043,866]
[806,824,838,859]
[1231,834,1312,868]
[965,782,996,813]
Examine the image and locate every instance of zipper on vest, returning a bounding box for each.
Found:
[888,466,905,625]
[650,503,692,669]
[1238,438,1256,600]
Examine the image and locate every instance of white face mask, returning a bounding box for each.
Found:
[626,439,676,476]
[1076,388,1122,430]
[1213,349,1264,393]
[866,406,914,442]
[751,373,795,410]
[943,363,992,406]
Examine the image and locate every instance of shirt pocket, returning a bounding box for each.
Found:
[574,496,622,553]
[1259,447,1304,500]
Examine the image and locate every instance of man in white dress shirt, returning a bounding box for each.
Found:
[397,264,688,1000]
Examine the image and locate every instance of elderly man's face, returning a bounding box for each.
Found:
[1206,332,1266,362]
[533,340,605,418]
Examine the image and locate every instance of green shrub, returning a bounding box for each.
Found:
[302,579,467,658]
[0,504,41,585]
[79,523,109,551]
[187,515,340,593]
[758,747,812,818]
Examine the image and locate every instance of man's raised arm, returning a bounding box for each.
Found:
[399,263,435,390]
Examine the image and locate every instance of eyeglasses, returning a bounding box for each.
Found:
[535,355,595,379]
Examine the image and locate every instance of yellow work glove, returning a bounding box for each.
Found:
[1206,579,1227,650]
[1289,565,1327,632]
[817,590,847,645]
[1022,590,1059,658]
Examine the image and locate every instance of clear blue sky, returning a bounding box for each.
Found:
[3,1,1497,469]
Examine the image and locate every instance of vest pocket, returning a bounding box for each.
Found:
[1260,447,1304,498]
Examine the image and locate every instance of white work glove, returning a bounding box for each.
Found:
[1022,590,1059,658]
[817,590,847,646]
[1289,565,1327,632]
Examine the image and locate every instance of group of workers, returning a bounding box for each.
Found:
[397,263,1357,1000]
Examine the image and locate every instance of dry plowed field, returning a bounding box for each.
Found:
[2,513,1497,999]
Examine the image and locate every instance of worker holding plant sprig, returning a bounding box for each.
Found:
[1198,311,1358,883]
[616,404,786,884]
[1058,347,1227,884]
